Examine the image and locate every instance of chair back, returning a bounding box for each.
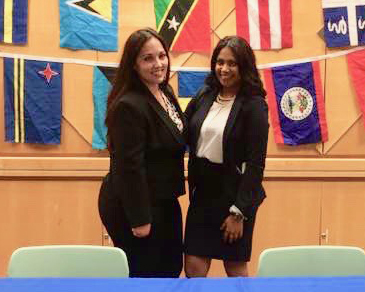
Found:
[7,245,129,277]
[257,245,365,277]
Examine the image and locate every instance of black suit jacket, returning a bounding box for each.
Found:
[185,86,269,218]
[107,85,187,228]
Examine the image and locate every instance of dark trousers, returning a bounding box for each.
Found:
[98,180,183,278]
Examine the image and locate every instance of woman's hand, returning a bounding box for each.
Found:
[220,215,243,244]
[132,223,151,238]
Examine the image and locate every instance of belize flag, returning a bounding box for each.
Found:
[154,0,211,52]
[322,0,365,47]
[4,58,62,144]
[263,61,328,145]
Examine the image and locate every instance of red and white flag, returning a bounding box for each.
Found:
[347,49,365,129]
[235,0,292,50]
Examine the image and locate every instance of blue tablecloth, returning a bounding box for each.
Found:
[1,276,364,292]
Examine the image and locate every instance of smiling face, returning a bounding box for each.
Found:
[134,37,169,88]
[215,46,241,94]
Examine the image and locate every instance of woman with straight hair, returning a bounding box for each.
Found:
[98,28,186,278]
[184,36,269,277]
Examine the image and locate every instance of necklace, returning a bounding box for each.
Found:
[216,93,236,105]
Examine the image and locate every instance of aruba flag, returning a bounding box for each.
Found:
[263,61,328,145]
[4,58,62,144]
[0,0,27,44]
[92,66,116,149]
[154,0,211,52]
[59,0,118,51]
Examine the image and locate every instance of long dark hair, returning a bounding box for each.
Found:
[105,28,171,150]
[205,36,266,98]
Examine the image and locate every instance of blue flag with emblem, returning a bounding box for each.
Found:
[92,66,116,149]
[59,0,118,51]
[4,58,62,144]
[0,0,28,44]
[264,61,328,145]
[322,0,365,47]
[177,71,209,97]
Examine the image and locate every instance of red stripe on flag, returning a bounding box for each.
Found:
[280,0,292,48]
[172,0,211,53]
[259,0,271,50]
[347,50,365,129]
[235,0,250,44]
[312,61,328,142]
[263,68,284,144]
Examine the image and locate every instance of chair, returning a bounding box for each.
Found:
[7,245,129,277]
[257,245,365,277]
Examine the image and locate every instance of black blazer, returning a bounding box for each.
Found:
[185,86,269,218]
[107,85,187,228]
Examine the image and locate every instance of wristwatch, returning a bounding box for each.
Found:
[229,211,245,222]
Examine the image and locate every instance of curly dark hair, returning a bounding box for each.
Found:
[205,36,266,98]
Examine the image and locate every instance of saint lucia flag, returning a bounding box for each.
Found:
[0,0,27,44]
[154,0,211,52]
[177,71,208,97]
[263,61,328,145]
[59,0,118,51]
[92,66,116,149]
[4,58,62,144]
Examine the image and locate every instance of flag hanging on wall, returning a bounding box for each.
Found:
[322,0,365,47]
[154,0,211,53]
[59,0,118,51]
[0,0,27,44]
[177,71,209,97]
[347,49,365,129]
[235,0,292,50]
[263,61,328,145]
[92,66,116,149]
[4,58,63,144]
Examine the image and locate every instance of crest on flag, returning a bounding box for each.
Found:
[59,0,118,51]
[92,66,117,149]
[4,58,62,144]
[263,61,328,145]
[235,0,292,50]
[0,0,28,44]
[154,0,211,52]
[322,0,365,47]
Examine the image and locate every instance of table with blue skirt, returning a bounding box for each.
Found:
[1,276,364,292]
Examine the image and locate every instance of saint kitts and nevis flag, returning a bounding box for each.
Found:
[59,0,118,51]
[4,58,63,144]
[263,61,328,145]
[154,0,211,53]
[235,0,292,50]
[0,0,27,44]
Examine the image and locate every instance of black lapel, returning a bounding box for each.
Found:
[144,89,185,145]
[191,91,216,151]
[222,96,244,160]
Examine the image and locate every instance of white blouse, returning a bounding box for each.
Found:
[196,98,234,163]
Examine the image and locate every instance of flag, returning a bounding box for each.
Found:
[0,0,27,44]
[235,0,292,50]
[322,0,365,47]
[4,58,62,144]
[347,49,365,128]
[177,71,208,97]
[92,66,116,149]
[154,0,211,52]
[263,61,328,145]
[59,0,118,51]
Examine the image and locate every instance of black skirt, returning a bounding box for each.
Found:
[184,158,257,261]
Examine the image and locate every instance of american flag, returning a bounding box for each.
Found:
[235,0,292,50]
